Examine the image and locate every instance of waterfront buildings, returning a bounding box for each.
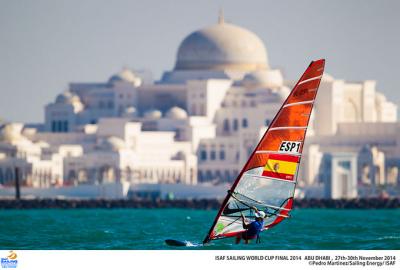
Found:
[0,16,399,199]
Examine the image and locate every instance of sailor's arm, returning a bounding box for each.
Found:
[241,213,249,229]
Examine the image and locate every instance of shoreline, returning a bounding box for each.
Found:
[0,198,399,209]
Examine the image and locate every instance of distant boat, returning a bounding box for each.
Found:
[203,59,325,244]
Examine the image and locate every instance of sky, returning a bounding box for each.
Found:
[0,0,399,123]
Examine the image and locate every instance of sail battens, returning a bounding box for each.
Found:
[203,59,325,244]
[246,173,297,184]
[269,126,307,131]
[283,100,314,108]
[273,213,289,218]
[298,75,323,85]
[255,150,301,156]
[230,192,292,211]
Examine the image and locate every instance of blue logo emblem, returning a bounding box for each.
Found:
[1,251,18,268]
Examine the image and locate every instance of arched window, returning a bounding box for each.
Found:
[67,170,77,183]
[233,119,239,131]
[210,150,216,160]
[200,150,207,161]
[57,121,63,132]
[63,121,68,132]
[242,118,248,128]
[223,119,230,132]
[198,170,204,182]
[51,121,56,132]
[219,150,225,160]
[5,168,13,184]
[206,170,212,180]
[265,119,271,126]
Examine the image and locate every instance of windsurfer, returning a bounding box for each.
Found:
[202,59,325,245]
[235,206,266,244]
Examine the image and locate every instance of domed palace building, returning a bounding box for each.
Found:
[1,15,399,199]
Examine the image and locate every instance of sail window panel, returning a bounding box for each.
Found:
[214,214,244,238]
[237,168,295,207]
[210,171,295,239]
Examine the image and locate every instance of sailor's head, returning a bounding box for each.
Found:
[255,211,266,221]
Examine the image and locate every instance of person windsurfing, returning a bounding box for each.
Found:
[164,60,325,247]
[235,206,266,244]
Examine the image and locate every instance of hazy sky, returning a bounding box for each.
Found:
[1,0,399,123]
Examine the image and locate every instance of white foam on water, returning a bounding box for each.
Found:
[377,235,400,240]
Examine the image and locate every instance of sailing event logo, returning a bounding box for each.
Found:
[1,251,18,268]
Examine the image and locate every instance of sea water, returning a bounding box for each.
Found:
[0,208,399,250]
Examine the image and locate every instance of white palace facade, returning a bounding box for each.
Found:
[1,17,399,198]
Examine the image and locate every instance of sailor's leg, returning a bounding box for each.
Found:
[235,234,241,244]
[242,232,250,244]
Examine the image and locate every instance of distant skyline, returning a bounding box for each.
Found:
[1,0,399,123]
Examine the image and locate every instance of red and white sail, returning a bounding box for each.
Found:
[203,59,325,243]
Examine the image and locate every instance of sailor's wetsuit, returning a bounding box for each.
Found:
[242,220,264,240]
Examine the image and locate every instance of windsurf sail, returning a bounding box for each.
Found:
[203,59,325,244]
